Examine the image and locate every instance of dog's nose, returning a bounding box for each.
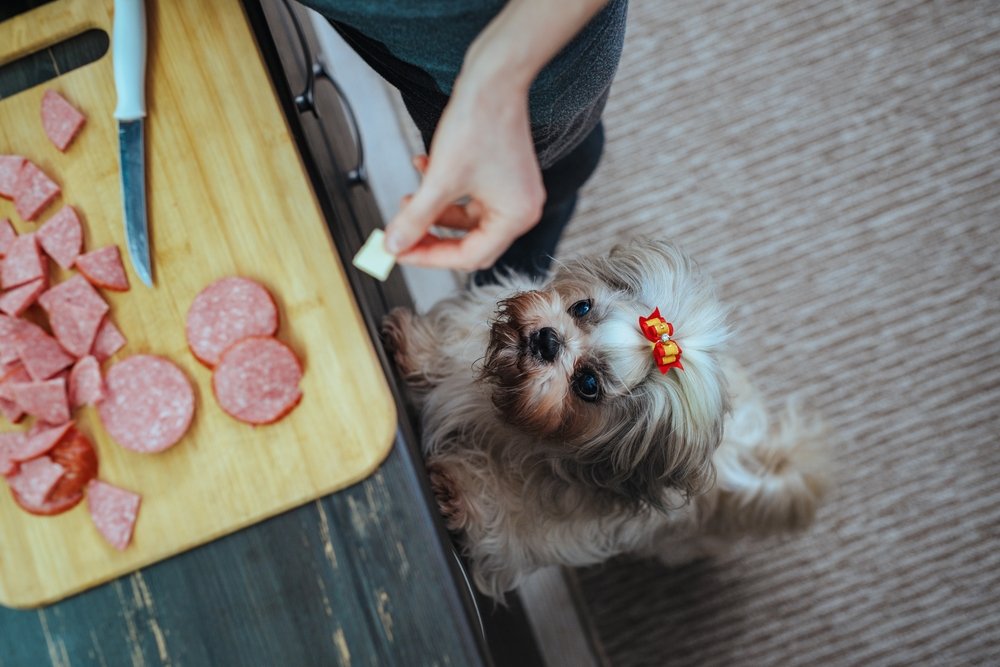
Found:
[530,327,561,362]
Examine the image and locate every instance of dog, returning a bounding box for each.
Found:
[383,239,827,600]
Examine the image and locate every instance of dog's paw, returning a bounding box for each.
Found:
[381,307,417,373]
[427,463,467,531]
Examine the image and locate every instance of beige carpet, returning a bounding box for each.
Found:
[560,1,1000,665]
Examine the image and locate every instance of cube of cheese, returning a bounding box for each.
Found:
[352,229,396,281]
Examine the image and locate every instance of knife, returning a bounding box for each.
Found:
[113,0,153,286]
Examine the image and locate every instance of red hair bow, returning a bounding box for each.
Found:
[639,308,683,374]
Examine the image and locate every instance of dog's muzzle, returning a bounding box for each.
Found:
[528,327,561,362]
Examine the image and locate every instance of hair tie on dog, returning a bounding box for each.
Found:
[639,308,683,373]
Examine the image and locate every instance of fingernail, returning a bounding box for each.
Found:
[384,232,402,255]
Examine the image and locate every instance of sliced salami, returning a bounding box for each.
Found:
[186,276,279,366]
[12,426,96,515]
[39,273,107,314]
[13,322,74,380]
[36,205,83,269]
[86,480,140,551]
[7,456,65,508]
[41,90,86,152]
[0,315,23,365]
[68,355,105,408]
[212,336,302,425]
[91,318,126,361]
[1,233,45,289]
[10,421,74,463]
[0,277,46,317]
[98,355,195,453]
[13,377,70,424]
[0,218,16,256]
[49,298,108,357]
[0,156,25,199]
[75,245,129,291]
[0,363,31,402]
[0,432,25,475]
[13,160,60,221]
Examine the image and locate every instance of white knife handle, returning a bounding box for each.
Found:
[113,0,147,121]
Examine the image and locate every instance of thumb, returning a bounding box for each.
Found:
[384,178,455,255]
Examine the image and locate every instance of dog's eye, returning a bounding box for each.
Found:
[573,369,601,402]
[569,299,592,318]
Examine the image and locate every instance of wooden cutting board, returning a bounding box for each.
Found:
[0,0,396,608]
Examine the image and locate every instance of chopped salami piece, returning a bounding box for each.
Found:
[0,397,24,423]
[212,336,303,425]
[11,427,96,515]
[0,218,16,256]
[14,322,74,380]
[36,205,82,269]
[39,274,107,314]
[7,456,65,508]
[86,480,140,550]
[75,245,129,291]
[91,318,126,361]
[13,160,60,221]
[0,156,25,199]
[10,421,74,462]
[0,363,31,402]
[0,432,25,475]
[0,277,46,316]
[1,233,45,289]
[49,298,108,358]
[98,355,195,453]
[41,90,86,152]
[186,277,279,366]
[13,377,70,424]
[0,315,23,365]
[68,355,105,408]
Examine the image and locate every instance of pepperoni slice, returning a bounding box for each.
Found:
[186,277,279,367]
[36,205,83,269]
[41,90,86,152]
[212,336,302,425]
[11,426,98,515]
[97,355,195,453]
[13,160,60,221]
[86,480,140,551]
[75,245,129,291]
[0,156,25,200]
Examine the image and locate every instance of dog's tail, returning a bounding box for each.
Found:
[703,367,831,536]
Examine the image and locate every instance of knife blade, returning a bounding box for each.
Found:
[113,0,152,286]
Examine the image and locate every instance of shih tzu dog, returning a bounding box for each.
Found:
[383,239,827,600]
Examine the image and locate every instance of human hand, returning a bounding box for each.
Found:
[383,74,546,272]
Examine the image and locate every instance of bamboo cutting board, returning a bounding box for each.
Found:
[0,0,396,607]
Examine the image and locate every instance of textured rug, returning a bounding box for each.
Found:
[560,1,1000,665]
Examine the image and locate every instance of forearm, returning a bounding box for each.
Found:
[460,0,611,94]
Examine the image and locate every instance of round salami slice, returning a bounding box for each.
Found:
[11,426,97,516]
[186,277,278,367]
[212,337,302,425]
[98,355,195,453]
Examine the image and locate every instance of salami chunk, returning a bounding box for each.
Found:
[11,426,96,515]
[41,90,86,152]
[68,355,105,408]
[10,421,74,463]
[91,318,126,361]
[7,456,65,508]
[1,233,45,289]
[13,160,60,221]
[39,273,107,314]
[0,218,16,256]
[36,205,82,269]
[75,245,129,291]
[0,156,25,200]
[87,480,140,550]
[0,432,25,475]
[14,321,74,380]
[212,336,302,425]
[0,277,46,316]
[13,377,70,424]
[98,355,195,453]
[49,299,108,358]
[186,277,278,366]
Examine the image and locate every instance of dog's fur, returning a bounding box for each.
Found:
[383,239,827,600]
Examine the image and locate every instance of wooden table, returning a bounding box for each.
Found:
[0,1,542,664]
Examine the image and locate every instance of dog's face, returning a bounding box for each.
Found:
[481,240,731,506]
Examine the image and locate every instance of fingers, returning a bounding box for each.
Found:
[396,214,520,272]
[384,177,458,255]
